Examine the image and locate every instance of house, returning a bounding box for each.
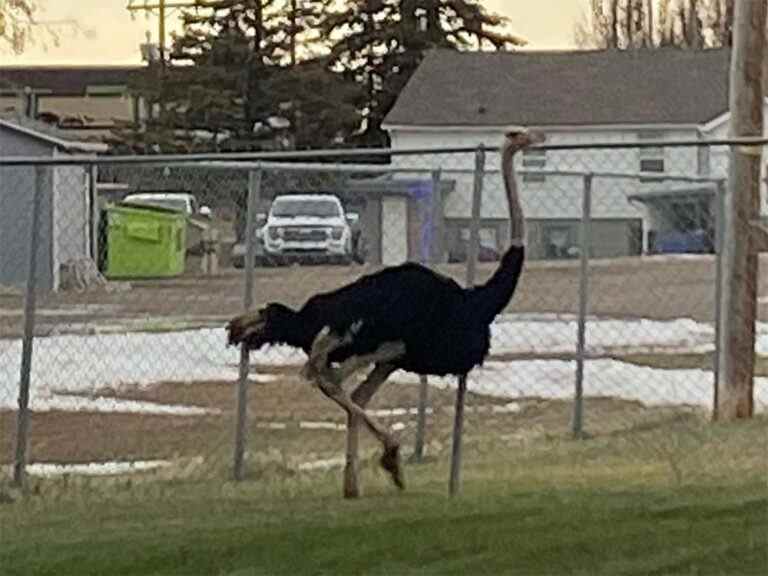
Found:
[0,114,107,291]
[382,48,768,263]
[0,65,143,143]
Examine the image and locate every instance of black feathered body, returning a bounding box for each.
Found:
[248,246,525,377]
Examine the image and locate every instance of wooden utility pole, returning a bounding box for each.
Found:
[127,1,201,121]
[290,0,298,66]
[716,0,766,420]
[127,0,202,67]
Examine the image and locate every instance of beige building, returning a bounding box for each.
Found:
[0,66,143,143]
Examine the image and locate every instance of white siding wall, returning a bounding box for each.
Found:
[703,104,768,215]
[389,127,700,224]
[52,154,90,288]
[381,196,409,265]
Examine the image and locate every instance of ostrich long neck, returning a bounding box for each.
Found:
[502,140,526,247]
[465,139,527,323]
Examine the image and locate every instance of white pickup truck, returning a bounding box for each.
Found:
[233,194,360,267]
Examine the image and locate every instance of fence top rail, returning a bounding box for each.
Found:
[181,160,728,185]
[0,136,765,167]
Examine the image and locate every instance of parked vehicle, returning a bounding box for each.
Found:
[447,239,501,263]
[232,194,359,267]
[122,192,212,220]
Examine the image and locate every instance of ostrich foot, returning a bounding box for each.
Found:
[380,445,405,490]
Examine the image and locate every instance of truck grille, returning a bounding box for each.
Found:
[283,228,327,242]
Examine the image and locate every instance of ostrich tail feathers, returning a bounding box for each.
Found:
[226,309,265,347]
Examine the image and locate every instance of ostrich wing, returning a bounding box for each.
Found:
[298,262,464,362]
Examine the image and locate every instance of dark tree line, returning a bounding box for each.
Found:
[113,0,524,154]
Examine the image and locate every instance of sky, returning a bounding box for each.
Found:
[2,0,589,66]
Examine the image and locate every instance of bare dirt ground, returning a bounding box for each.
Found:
[0,254,733,475]
[0,254,741,339]
[1,365,690,470]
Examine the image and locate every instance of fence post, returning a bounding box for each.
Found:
[13,166,45,488]
[431,169,444,263]
[88,164,99,261]
[449,145,485,496]
[713,179,726,420]
[572,173,593,439]
[233,167,262,482]
[412,170,443,463]
[465,147,485,287]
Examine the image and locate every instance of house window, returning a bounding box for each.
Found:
[638,131,665,181]
[522,148,547,183]
[542,222,579,259]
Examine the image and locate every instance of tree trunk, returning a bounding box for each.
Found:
[689,0,703,48]
[646,0,654,46]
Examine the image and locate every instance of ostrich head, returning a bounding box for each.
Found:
[501,128,546,247]
[227,302,301,349]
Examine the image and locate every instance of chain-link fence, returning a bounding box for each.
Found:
[1,139,767,497]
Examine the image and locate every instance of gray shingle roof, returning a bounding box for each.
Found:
[0,66,141,96]
[383,47,731,128]
[0,112,107,152]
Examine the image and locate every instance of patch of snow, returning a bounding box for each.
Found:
[248,374,279,384]
[492,402,522,414]
[391,359,768,412]
[255,422,288,430]
[491,315,716,355]
[297,456,346,471]
[299,421,345,431]
[32,394,216,416]
[2,316,767,416]
[0,327,293,414]
[14,460,172,477]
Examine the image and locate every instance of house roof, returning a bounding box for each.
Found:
[0,113,108,153]
[383,47,732,128]
[0,65,142,96]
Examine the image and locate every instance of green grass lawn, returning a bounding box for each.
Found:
[2,417,766,576]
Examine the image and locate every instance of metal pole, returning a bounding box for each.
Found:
[13,166,45,488]
[573,173,593,438]
[713,179,726,420]
[465,146,486,287]
[233,167,262,482]
[449,146,485,496]
[88,164,99,261]
[412,375,429,463]
[412,170,443,462]
[449,375,468,497]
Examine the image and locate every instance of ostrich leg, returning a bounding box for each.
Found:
[304,329,406,489]
[344,363,396,498]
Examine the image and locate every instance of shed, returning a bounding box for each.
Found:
[0,115,107,291]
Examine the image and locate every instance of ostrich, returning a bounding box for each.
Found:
[227,128,541,495]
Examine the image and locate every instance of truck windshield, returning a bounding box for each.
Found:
[271,199,340,218]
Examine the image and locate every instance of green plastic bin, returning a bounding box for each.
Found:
[105,203,187,279]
